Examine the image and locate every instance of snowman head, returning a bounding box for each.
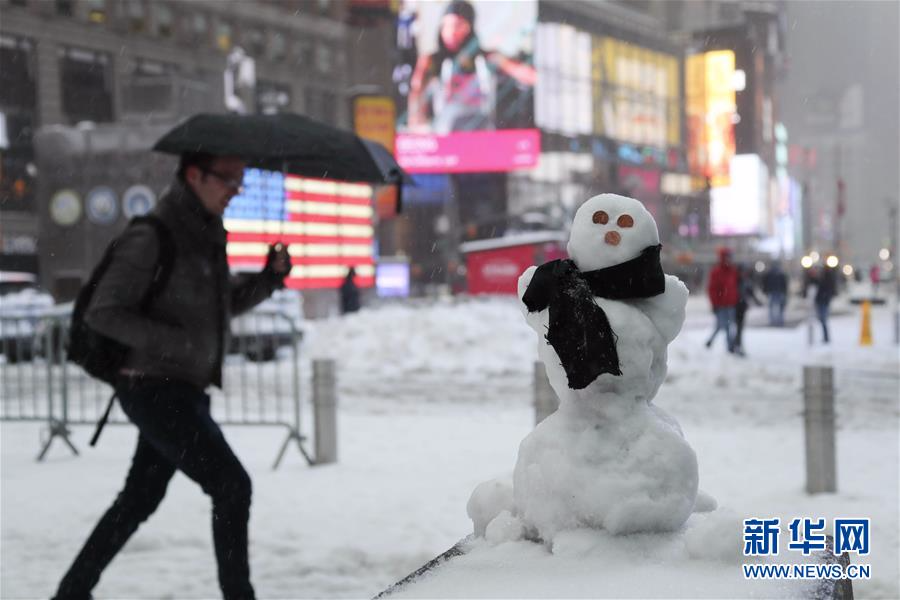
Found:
[567,194,659,271]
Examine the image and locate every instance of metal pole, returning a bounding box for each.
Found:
[534,361,558,425]
[803,365,836,494]
[889,201,899,345]
[312,359,338,465]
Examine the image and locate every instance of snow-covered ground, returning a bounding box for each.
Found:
[2,295,898,599]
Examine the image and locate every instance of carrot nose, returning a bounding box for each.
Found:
[604,231,621,246]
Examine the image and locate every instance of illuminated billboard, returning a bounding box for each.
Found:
[710,154,767,236]
[393,0,539,173]
[225,169,375,289]
[590,37,680,148]
[535,22,592,136]
[686,50,737,188]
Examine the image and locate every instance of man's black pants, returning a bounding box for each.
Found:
[54,378,255,600]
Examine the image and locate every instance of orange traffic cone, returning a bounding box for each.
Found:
[859,300,873,346]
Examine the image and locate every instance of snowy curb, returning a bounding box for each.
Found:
[373,534,855,600]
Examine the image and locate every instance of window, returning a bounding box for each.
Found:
[55,0,73,17]
[320,91,337,123]
[304,88,320,119]
[305,88,337,123]
[122,0,146,33]
[244,28,265,57]
[294,39,314,67]
[86,0,106,24]
[216,21,233,52]
[154,3,173,38]
[0,35,37,212]
[58,47,113,124]
[315,43,332,73]
[192,12,208,37]
[269,32,287,62]
[121,59,174,116]
[0,36,36,109]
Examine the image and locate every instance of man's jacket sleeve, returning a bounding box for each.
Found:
[229,270,282,316]
[84,223,196,364]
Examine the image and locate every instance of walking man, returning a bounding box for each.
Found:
[762,262,789,326]
[706,247,740,352]
[53,152,291,600]
[734,264,764,355]
[805,264,838,343]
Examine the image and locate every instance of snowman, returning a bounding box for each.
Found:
[469,194,707,544]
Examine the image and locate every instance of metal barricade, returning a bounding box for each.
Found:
[0,309,314,468]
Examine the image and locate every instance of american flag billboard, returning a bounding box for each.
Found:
[224,169,375,289]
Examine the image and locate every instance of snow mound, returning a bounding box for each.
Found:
[305,297,534,378]
[391,512,815,599]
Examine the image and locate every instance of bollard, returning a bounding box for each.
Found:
[534,362,559,425]
[803,366,836,494]
[859,300,873,346]
[312,359,338,465]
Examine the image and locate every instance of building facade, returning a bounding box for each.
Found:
[0,0,352,288]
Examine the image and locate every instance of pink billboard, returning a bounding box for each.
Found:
[396,129,539,173]
[393,0,539,173]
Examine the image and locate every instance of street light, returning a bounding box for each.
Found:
[826,255,839,268]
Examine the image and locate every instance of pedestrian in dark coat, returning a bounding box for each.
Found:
[734,264,764,355]
[805,265,838,343]
[762,263,789,326]
[53,153,291,600]
[339,266,361,314]
[705,247,740,352]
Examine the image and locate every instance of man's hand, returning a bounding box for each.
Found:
[265,243,292,287]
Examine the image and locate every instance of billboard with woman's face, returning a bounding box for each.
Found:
[393,0,539,173]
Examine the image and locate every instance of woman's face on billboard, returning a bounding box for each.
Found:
[440,13,472,52]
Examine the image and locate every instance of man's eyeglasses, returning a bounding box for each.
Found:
[202,169,244,193]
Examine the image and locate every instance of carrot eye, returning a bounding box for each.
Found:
[617,214,634,228]
[592,211,609,225]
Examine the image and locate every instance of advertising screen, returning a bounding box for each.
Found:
[376,261,411,297]
[686,50,736,188]
[710,154,767,236]
[393,0,539,173]
[590,37,680,148]
[535,22,592,137]
[225,169,375,289]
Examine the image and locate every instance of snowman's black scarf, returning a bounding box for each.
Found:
[522,244,665,390]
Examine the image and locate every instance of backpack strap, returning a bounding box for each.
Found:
[89,392,117,447]
[87,215,175,447]
[130,215,176,309]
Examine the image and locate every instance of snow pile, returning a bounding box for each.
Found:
[305,296,535,378]
[391,512,815,599]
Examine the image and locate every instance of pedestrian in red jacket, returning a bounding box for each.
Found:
[705,247,740,352]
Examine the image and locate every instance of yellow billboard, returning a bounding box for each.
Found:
[353,95,396,153]
[686,50,736,188]
[591,37,680,148]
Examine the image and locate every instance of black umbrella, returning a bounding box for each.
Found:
[152,112,412,187]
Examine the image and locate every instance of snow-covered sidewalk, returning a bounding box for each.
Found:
[2,297,898,599]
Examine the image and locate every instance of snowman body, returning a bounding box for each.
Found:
[512,194,698,541]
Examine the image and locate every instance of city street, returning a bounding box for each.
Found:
[3,298,897,599]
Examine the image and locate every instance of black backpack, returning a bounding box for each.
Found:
[68,215,175,444]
